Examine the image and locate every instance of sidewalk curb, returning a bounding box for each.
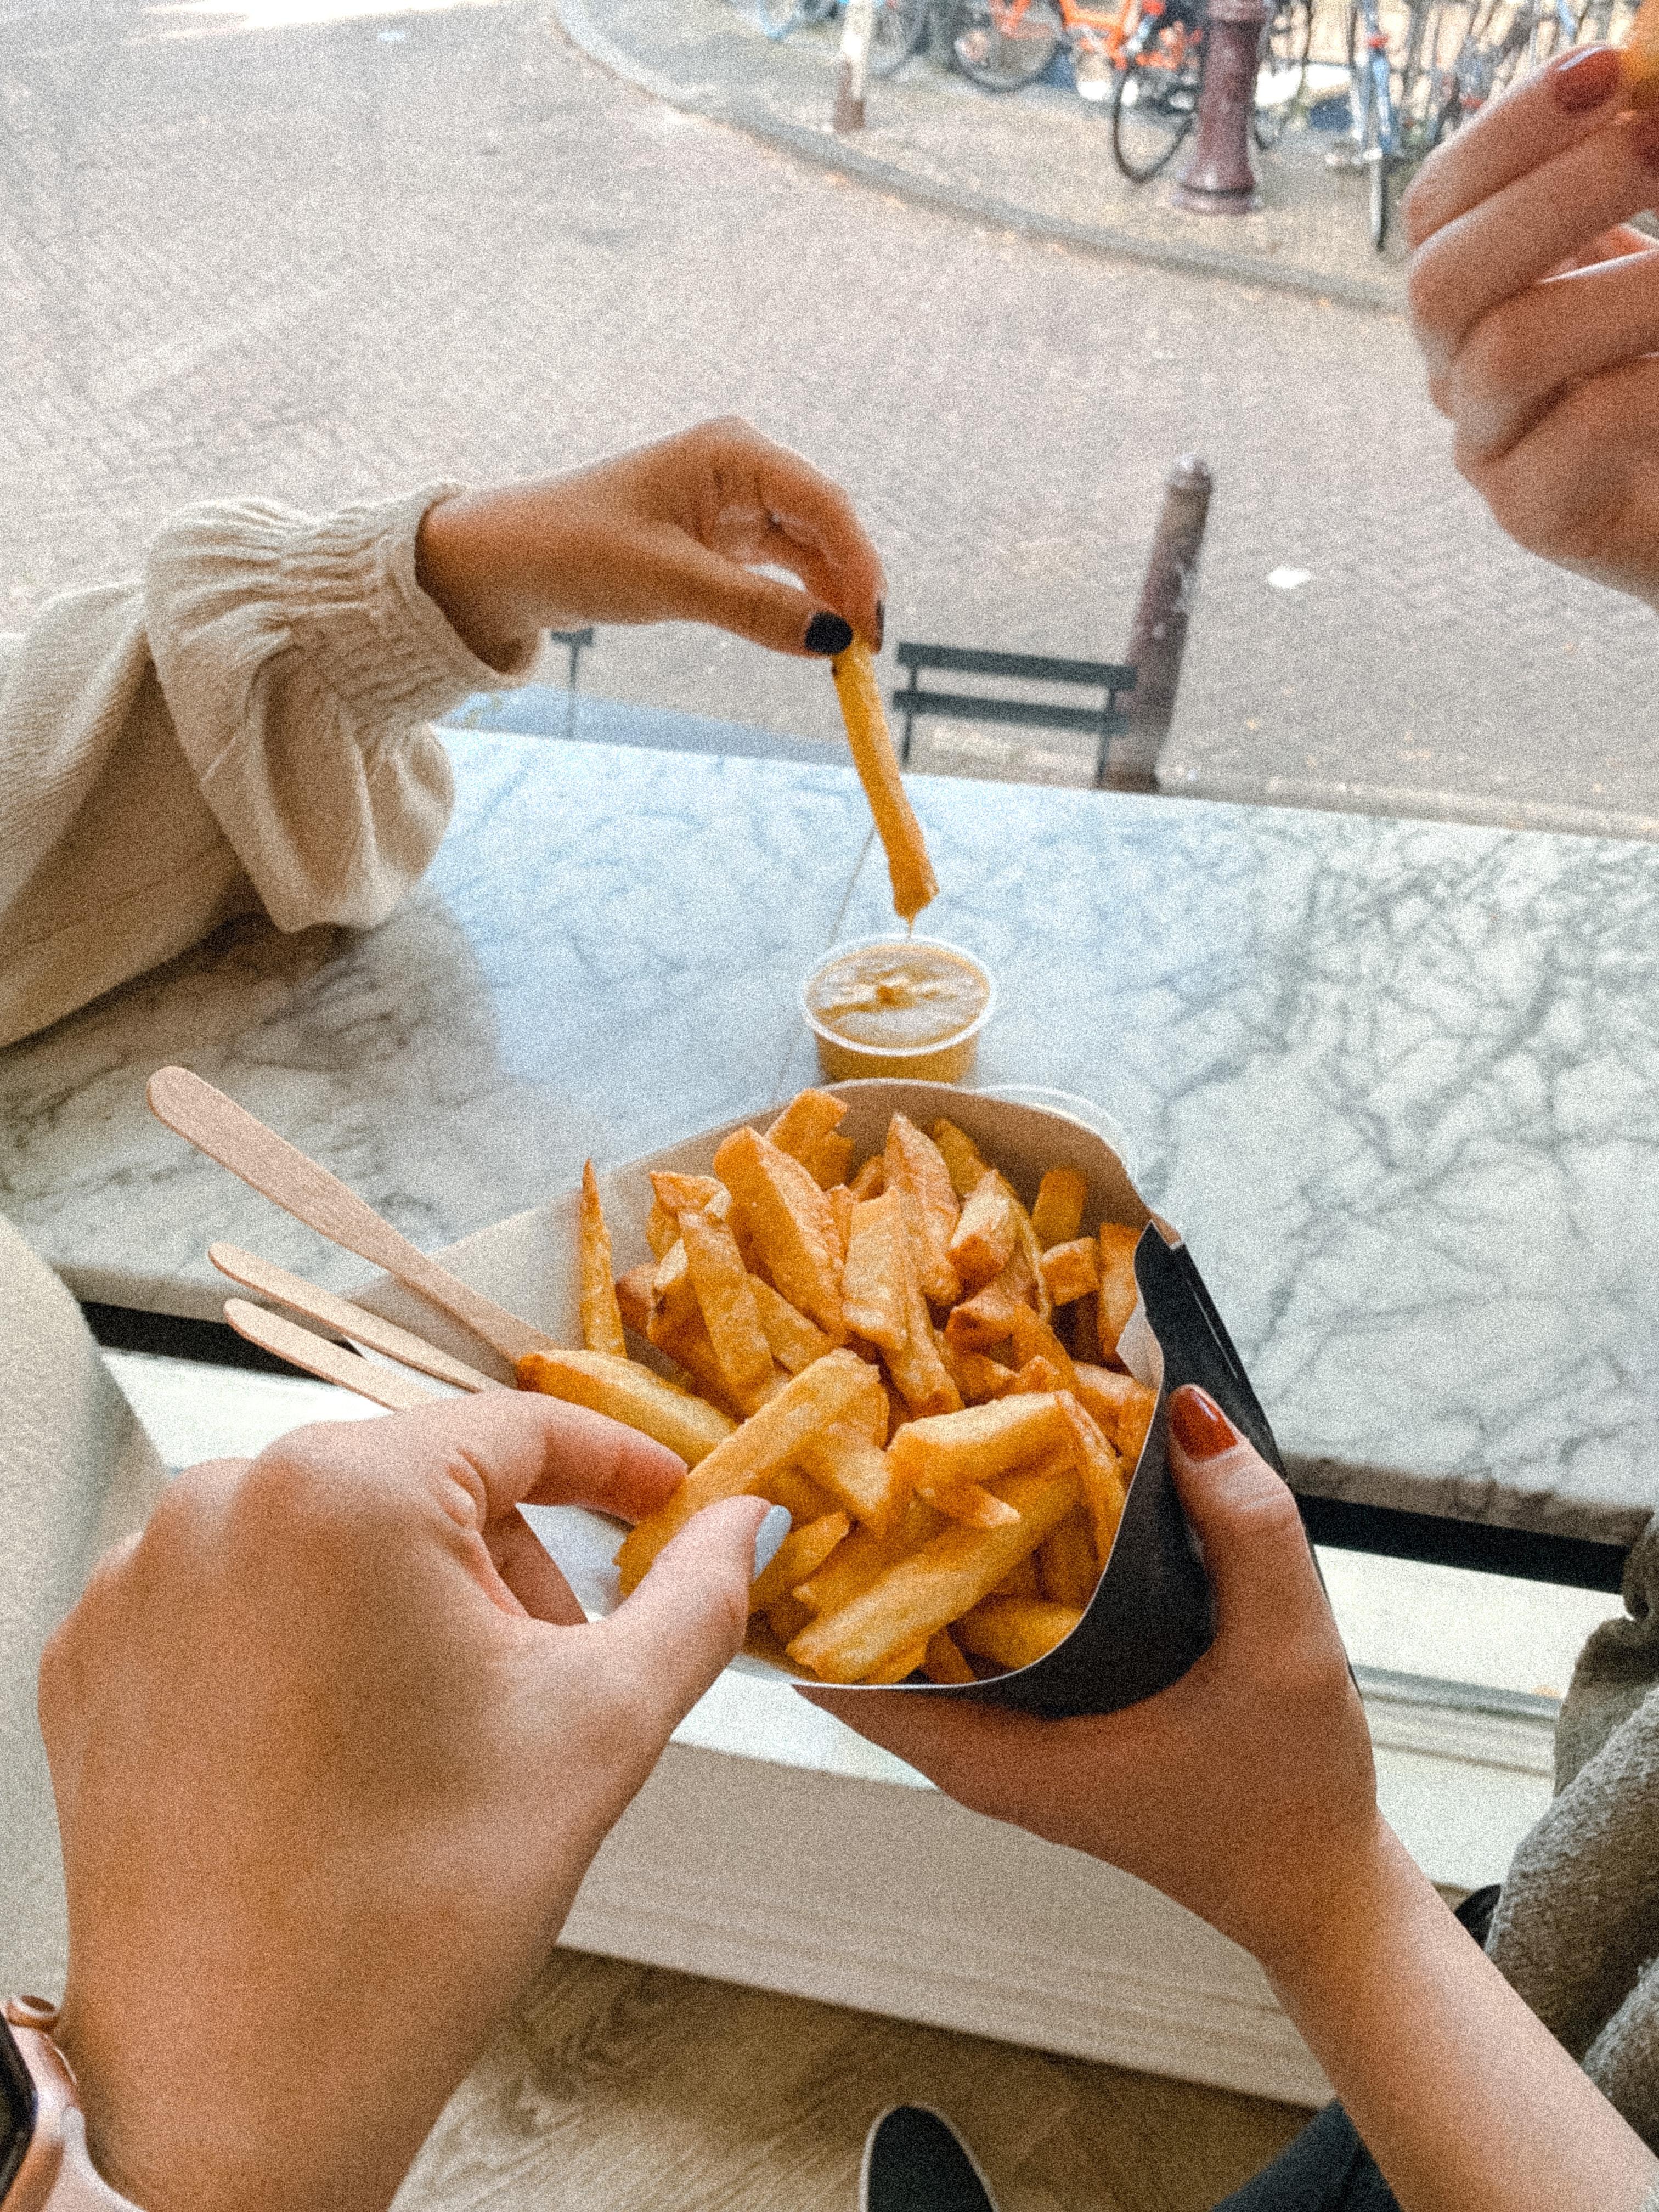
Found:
[552,0,1402,315]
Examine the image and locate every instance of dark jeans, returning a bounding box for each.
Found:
[1213,1887,1502,2211]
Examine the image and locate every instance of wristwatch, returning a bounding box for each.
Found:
[1,1999,142,2212]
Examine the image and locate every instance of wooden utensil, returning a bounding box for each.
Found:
[224,1299,439,1412]
[210,1243,499,1395]
[148,1066,556,1368]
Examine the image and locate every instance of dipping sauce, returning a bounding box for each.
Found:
[800,937,995,1083]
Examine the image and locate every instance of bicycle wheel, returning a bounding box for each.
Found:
[949,0,1064,88]
[1252,0,1311,148]
[871,0,932,74]
[1111,22,1203,179]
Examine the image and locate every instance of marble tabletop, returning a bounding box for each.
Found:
[6,725,1659,1549]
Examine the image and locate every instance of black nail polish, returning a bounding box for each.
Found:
[805,611,854,656]
[874,598,885,653]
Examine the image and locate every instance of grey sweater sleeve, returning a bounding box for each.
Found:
[1486,1512,1659,2151]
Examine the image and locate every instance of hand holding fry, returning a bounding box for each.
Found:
[1404,45,1659,608]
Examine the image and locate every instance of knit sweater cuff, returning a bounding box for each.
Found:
[273,482,540,729]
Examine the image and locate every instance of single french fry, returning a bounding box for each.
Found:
[888,1392,1070,1494]
[646,1199,679,1262]
[884,1113,962,1305]
[768,1594,814,1646]
[944,1243,1039,1352]
[646,1297,749,1419]
[1037,1508,1100,1609]
[1074,1364,1159,1470]
[750,1510,850,1614]
[831,640,939,923]
[793,1495,941,1615]
[1626,0,1659,106]
[993,1555,1041,1599]
[651,1238,699,1336]
[786,1458,1079,1683]
[842,1190,909,1352]
[848,1153,886,1201]
[579,1162,628,1359]
[761,1465,842,1527]
[956,1596,1084,1671]
[797,1421,909,1536]
[767,1091,856,1189]
[518,1348,735,1465]
[1058,1392,1129,1566]
[714,1126,847,1340]
[616,1349,881,1590]
[1097,1223,1142,1359]
[825,1183,855,1259]
[1041,1236,1101,1308]
[885,1214,964,1419]
[947,1173,1020,1291]
[677,1206,777,1414]
[650,1170,726,1216]
[922,1627,976,1684]
[1009,1305,1081,1396]
[614,1261,656,1341]
[938,1336,1017,1406]
[932,1117,991,1201]
[921,1479,1021,1531]
[862,1637,929,1684]
[1011,1186,1052,1323]
[747,1276,833,1375]
[1030,1166,1088,1251]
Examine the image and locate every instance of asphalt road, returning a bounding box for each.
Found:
[4,0,1659,833]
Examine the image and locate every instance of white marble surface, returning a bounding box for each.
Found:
[8,728,1659,1547]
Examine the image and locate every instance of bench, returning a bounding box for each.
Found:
[890,644,1137,786]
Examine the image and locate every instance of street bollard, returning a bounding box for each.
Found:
[1107,454,1212,793]
[1169,0,1267,213]
[834,0,876,131]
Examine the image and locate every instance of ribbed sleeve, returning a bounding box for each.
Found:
[0,485,532,1046]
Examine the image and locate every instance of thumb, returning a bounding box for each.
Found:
[1166,1387,1332,1658]
[592,1495,787,1734]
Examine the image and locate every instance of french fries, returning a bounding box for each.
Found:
[831,640,939,924]
[519,1096,1167,1685]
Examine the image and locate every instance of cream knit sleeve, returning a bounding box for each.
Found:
[0,484,533,1050]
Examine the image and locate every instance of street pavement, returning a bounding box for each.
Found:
[4,0,1659,834]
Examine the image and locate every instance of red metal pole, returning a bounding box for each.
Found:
[1169,0,1266,214]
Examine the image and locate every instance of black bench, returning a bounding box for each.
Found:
[890,644,1137,787]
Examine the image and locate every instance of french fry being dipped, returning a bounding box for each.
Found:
[831,639,938,924]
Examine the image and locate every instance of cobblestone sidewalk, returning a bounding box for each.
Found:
[561,0,1409,309]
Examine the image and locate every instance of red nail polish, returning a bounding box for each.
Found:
[1552,43,1620,113]
[1627,108,1659,171]
[1168,1386,1239,1462]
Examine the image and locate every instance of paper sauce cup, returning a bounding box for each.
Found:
[799,937,996,1084]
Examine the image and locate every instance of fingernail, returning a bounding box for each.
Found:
[752,1504,792,1581]
[804,611,854,657]
[1552,42,1620,112]
[1167,1386,1239,1462]
[873,598,885,653]
[1627,108,1659,170]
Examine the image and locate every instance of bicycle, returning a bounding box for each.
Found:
[1105,0,1310,180]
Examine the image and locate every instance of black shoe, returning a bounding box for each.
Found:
[861,2107,1000,2212]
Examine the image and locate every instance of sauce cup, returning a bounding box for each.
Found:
[799,935,996,1084]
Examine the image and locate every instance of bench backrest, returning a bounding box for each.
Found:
[891,642,1137,785]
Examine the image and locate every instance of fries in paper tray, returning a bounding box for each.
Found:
[357,1083,1285,1718]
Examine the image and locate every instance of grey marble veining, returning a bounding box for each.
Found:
[7,729,1659,1546]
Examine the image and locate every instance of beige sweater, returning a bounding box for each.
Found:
[0,484,529,1050]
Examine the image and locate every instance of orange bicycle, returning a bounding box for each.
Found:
[949,0,1142,91]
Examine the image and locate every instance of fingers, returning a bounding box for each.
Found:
[1165,1388,1333,1662]
[1448,245,1659,463]
[656,533,861,659]
[593,1493,772,1734]
[1403,44,1624,251]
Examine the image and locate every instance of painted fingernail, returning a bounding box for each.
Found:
[1627,108,1659,170]
[1167,1386,1240,1462]
[752,1504,792,1581]
[804,611,854,656]
[873,598,886,653]
[1552,43,1620,112]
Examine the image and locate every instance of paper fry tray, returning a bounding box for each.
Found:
[351,1081,1290,1718]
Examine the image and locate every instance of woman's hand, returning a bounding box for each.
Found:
[40,1392,774,2212]
[1404,47,1659,607]
[415,416,885,672]
[805,1386,1383,1979]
